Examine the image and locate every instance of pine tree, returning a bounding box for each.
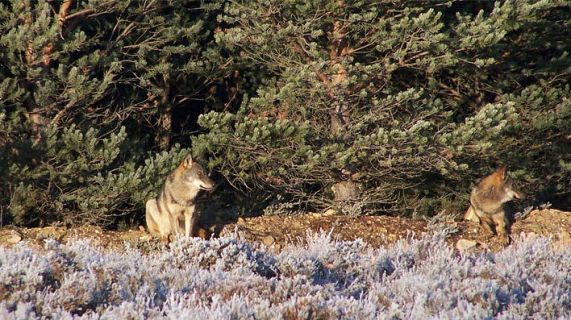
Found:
[1,1,569,226]
[193,0,571,214]
[0,0,226,226]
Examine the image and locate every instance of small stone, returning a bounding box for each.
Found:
[7,232,22,244]
[262,235,275,246]
[322,209,338,216]
[456,239,478,252]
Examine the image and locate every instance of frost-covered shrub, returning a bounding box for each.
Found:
[0,232,569,319]
[167,236,277,277]
[0,244,54,307]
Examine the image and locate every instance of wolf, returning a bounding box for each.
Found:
[464,166,524,242]
[146,154,215,242]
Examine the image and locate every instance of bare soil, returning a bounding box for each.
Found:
[0,209,569,253]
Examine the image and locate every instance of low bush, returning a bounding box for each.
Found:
[0,232,569,319]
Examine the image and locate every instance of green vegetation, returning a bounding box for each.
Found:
[1,1,570,227]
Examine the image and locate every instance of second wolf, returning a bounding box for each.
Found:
[146,154,215,241]
[464,166,524,242]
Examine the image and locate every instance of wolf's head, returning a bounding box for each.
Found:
[493,166,525,203]
[181,154,215,191]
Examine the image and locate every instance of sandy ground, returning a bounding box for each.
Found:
[0,209,569,253]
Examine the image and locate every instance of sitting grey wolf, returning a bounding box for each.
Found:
[146,154,215,242]
[464,166,524,243]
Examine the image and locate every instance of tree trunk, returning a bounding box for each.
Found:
[156,73,172,150]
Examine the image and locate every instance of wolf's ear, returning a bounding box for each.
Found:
[497,166,507,180]
[182,154,193,168]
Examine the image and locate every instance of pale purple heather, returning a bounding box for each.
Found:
[0,232,569,319]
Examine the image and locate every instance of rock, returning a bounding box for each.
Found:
[455,239,478,252]
[322,209,338,216]
[262,235,275,246]
[7,232,22,244]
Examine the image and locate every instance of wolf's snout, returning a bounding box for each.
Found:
[200,181,215,191]
[514,191,525,200]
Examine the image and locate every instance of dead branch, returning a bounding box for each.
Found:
[58,0,73,26]
[65,8,96,21]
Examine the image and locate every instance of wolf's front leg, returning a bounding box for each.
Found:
[492,211,510,245]
[145,199,161,237]
[184,205,197,237]
[464,205,480,223]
